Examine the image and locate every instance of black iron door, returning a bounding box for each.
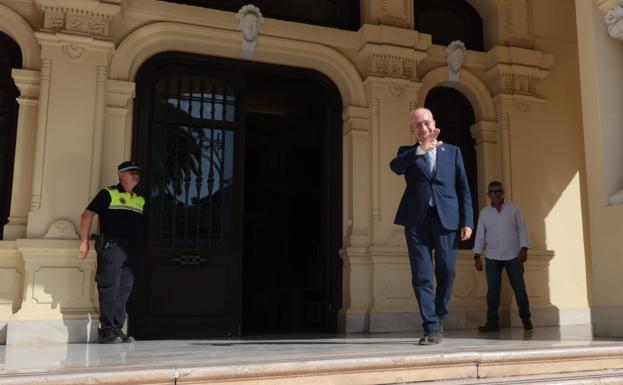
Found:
[131,56,245,338]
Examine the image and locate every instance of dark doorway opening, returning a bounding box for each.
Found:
[131,53,342,339]
[243,74,337,334]
[425,86,478,249]
[0,32,22,240]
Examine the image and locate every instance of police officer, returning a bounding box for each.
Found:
[79,161,145,344]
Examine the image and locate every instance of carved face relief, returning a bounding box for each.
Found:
[241,14,259,42]
[448,48,464,73]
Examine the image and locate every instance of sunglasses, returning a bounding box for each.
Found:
[488,189,504,194]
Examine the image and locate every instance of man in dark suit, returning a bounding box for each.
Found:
[390,107,473,345]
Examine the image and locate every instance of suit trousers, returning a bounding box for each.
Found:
[96,244,135,333]
[405,207,459,332]
[485,257,531,321]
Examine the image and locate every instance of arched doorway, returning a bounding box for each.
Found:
[425,86,478,248]
[130,52,342,339]
[0,32,21,240]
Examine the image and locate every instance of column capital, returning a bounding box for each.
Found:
[35,0,121,39]
[357,26,430,81]
[486,46,553,112]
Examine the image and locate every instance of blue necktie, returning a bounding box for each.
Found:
[426,150,435,206]
[425,150,435,174]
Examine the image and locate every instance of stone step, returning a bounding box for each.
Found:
[1,344,622,385]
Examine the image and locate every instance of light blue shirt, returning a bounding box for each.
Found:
[473,202,529,260]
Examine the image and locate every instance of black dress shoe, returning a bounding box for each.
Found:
[98,331,122,344]
[115,329,135,343]
[478,321,500,332]
[418,331,442,345]
[521,318,533,331]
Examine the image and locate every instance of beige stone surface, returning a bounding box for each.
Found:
[0,0,619,342]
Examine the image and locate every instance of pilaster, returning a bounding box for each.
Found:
[27,0,117,237]
[486,45,553,199]
[360,0,414,29]
[499,0,534,48]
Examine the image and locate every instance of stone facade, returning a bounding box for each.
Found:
[0,0,618,343]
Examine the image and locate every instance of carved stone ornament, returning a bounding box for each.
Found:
[236,4,265,59]
[62,44,84,60]
[36,0,119,38]
[44,219,79,239]
[445,40,466,82]
[604,3,623,40]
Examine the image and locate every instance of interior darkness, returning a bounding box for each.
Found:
[242,73,332,334]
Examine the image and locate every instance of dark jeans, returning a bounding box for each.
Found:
[485,257,531,321]
[405,207,459,333]
[96,244,135,334]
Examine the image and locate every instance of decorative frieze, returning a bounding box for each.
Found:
[486,46,553,111]
[358,43,427,81]
[36,0,121,38]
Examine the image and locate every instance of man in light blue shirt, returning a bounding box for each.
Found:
[473,181,532,332]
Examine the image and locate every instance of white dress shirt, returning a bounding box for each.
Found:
[473,202,529,260]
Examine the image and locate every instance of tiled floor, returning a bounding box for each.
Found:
[0,325,620,378]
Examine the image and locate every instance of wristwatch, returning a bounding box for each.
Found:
[473,254,481,260]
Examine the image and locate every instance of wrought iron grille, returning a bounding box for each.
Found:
[148,74,236,250]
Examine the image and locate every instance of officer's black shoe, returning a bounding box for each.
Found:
[98,330,122,344]
[418,331,443,345]
[115,329,135,343]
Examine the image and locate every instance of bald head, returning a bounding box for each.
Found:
[409,108,437,142]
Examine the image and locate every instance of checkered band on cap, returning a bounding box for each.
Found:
[117,160,141,173]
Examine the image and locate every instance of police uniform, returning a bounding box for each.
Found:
[87,161,144,343]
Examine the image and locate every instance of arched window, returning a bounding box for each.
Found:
[414,0,483,51]
[0,32,22,239]
[425,86,477,249]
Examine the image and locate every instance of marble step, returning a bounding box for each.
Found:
[1,345,623,385]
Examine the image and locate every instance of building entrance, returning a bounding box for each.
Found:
[130,53,342,339]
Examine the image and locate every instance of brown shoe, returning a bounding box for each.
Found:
[522,318,533,330]
[478,321,500,332]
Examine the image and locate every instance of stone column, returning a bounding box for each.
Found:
[3,70,40,240]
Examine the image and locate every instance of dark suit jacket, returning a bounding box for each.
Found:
[390,143,473,230]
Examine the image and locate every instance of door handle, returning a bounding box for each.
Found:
[173,254,207,266]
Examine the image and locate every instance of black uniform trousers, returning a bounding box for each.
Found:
[96,243,135,334]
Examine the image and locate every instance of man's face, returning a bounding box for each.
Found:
[119,170,140,189]
[487,184,504,204]
[410,110,436,142]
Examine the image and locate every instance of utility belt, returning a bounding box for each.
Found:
[94,234,130,254]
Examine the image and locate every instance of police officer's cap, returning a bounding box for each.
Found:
[118,160,141,173]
